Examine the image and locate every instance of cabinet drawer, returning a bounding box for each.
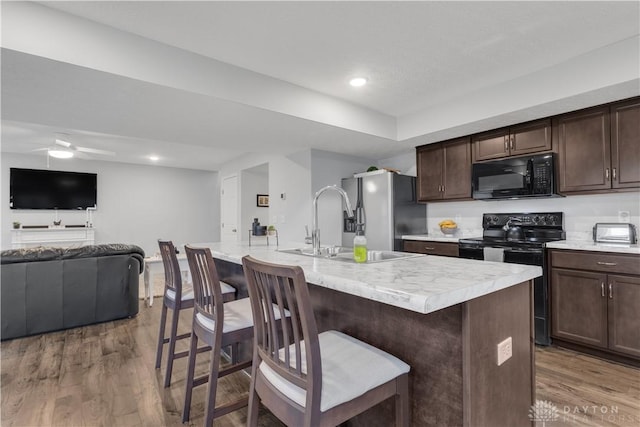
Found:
[550,250,640,275]
[404,240,459,257]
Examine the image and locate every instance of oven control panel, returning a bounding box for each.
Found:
[483,212,564,228]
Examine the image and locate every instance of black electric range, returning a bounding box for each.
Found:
[458,212,565,345]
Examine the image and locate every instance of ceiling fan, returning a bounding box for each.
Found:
[33,134,116,160]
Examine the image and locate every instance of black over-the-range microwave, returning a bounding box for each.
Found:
[472,153,561,200]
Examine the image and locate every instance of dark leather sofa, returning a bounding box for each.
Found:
[1,244,144,340]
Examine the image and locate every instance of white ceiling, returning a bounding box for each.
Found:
[1,1,639,171]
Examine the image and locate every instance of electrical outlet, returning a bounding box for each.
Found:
[497,337,512,366]
[618,211,630,222]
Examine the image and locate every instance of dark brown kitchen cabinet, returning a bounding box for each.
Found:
[472,119,552,162]
[551,268,608,348]
[403,240,458,257]
[549,249,640,362]
[556,98,640,194]
[416,137,471,202]
[608,274,640,357]
[611,98,640,189]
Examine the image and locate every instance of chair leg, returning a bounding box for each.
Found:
[231,343,239,364]
[182,332,199,423]
[155,303,168,369]
[395,374,410,427]
[204,343,222,427]
[163,305,180,388]
[247,362,260,427]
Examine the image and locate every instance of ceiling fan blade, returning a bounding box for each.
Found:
[31,147,49,152]
[54,138,72,148]
[75,146,116,156]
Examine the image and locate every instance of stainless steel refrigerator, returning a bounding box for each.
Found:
[341,170,427,251]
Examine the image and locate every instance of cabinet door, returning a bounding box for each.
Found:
[416,145,443,201]
[608,274,640,357]
[556,106,611,193]
[510,119,552,157]
[551,268,608,348]
[611,99,640,189]
[472,129,509,162]
[442,137,471,200]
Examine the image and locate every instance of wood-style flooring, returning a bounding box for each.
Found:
[2,300,638,427]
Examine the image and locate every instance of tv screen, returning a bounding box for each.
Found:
[10,168,97,210]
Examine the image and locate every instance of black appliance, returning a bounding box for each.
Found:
[10,168,97,210]
[472,153,560,200]
[458,212,565,346]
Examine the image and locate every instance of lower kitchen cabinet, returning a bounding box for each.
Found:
[403,240,459,257]
[549,249,640,362]
[608,274,640,357]
[551,268,608,348]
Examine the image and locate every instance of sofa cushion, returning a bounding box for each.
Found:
[1,244,145,273]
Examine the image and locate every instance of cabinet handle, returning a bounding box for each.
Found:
[504,138,508,152]
[612,168,617,180]
[605,168,610,180]
[596,261,617,266]
[424,247,435,251]
[601,283,605,297]
[509,136,514,151]
[609,283,613,299]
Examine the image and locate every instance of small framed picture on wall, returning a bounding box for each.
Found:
[257,194,269,207]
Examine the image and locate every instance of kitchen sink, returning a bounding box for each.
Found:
[278,247,423,263]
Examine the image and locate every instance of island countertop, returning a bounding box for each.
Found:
[193,241,541,315]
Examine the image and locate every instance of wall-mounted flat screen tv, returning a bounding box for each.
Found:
[10,168,97,210]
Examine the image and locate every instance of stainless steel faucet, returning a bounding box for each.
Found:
[312,185,354,255]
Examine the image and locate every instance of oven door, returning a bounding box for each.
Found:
[458,244,550,345]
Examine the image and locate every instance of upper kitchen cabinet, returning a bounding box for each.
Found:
[611,98,640,189]
[556,98,640,194]
[417,137,471,202]
[472,119,552,162]
[555,105,610,193]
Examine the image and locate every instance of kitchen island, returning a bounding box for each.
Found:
[195,241,541,427]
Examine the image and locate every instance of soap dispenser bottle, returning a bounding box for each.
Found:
[353,226,367,263]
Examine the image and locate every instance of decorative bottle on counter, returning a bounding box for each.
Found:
[353,228,367,263]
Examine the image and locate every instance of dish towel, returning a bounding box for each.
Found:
[483,247,505,262]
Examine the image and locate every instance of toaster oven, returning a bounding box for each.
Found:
[593,223,637,244]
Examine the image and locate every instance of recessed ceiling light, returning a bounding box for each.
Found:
[349,77,368,87]
[149,155,159,161]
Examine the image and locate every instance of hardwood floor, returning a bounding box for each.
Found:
[535,346,640,427]
[2,300,638,427]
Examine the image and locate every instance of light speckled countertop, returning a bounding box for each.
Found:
[194,241,541,315]
[546,240,640,255]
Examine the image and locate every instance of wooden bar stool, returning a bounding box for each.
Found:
[182,245,256,426]
[154,240,236,388]
[242,255,411,427]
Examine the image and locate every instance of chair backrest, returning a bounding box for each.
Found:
[242,255,321,412]
[184,245,224,333]
[158,240,183,297]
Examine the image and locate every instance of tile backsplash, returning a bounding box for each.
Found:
[426,192,640,241]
